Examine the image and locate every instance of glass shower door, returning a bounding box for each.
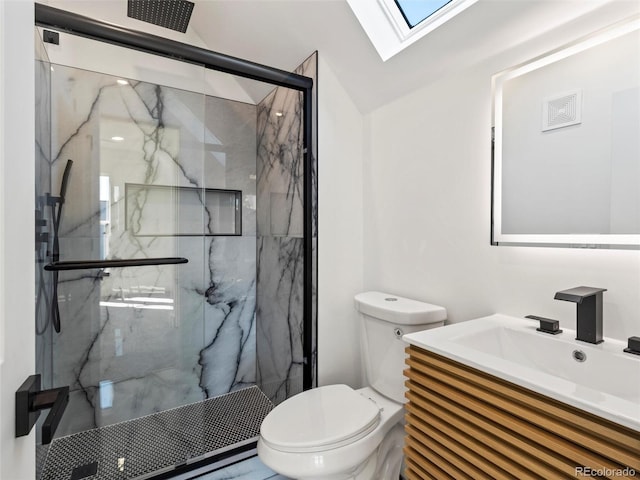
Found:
[34,18,315,477]
[35,50,273,479]
[36,59,212,477]
[35,26,53,399]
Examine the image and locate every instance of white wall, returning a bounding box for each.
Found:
[317,55,365,388]
[363,20,640,341]
[0,1,36,478]
[319,4,640,390]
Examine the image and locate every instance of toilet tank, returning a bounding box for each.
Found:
[354,291,446,404]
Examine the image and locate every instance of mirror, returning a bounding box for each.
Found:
[492,17,640,249]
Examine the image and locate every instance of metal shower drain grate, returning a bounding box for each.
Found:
[39,386,273,480]
[127,0,195,33]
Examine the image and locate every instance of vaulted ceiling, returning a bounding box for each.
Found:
[43,0,640,112]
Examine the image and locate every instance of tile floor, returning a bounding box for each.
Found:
[194,455,289,479]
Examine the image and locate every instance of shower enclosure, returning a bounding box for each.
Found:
[32,5,317,478]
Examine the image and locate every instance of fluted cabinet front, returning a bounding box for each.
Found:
[403,346,640,480]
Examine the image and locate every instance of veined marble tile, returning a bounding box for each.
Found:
[200,236,257,398]
[40,50,316,446]
[256,52,317,402]
[256,86,304,238]
[204,96,258,236]
[256,237,304,404]
[199,455,290,480]
[45,64,258,440]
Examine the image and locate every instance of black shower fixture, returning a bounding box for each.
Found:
[127,0,195,33]
[39,159,189,334]
[49,159,73,333]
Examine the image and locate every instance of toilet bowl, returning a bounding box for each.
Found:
[258,385,403,479]
[258,292,447,479]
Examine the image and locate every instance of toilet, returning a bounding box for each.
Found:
[257,291,446,479]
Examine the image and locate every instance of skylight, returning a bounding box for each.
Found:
[347,0,478,61]
[395,0,453,28]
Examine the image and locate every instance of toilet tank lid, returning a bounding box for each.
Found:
[354,291,446,325]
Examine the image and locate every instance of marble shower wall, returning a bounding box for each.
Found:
[256,53,318,403]
[44,63,258,438]
[37,50,317,440]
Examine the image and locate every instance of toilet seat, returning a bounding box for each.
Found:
[260,384,381,453]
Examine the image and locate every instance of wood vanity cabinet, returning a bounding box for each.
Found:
[403,345,640,480]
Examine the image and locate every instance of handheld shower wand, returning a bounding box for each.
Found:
[50,159,73,333]
[52,159,73,259]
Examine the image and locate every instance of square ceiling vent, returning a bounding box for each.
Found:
[127,0,195,33]
[542,90,583,131]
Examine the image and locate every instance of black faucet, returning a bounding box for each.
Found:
[554,287,607,344]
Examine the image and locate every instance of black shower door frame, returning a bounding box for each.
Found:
[34,3,316,391]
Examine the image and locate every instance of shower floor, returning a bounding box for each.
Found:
[39,386,273,480]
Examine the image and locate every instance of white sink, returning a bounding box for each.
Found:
[403,313,640,432]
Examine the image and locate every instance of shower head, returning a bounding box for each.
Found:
[127,0,195,33]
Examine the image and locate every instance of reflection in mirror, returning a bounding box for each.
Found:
[492,17,640,249]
